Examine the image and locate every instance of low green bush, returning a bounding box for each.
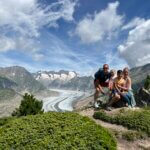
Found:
[0,117,13,126]
[0,112,116,149]
[93,109,150,136]
[122,131,146,141]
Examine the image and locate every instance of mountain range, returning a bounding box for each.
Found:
[33,70,94,91]
[0,63,149,101]
[34,63,150,91]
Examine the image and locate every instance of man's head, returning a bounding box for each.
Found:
[117,70,123,79]
[103,64,109,74]
[123,67,129,77]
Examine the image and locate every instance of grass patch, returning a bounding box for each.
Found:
[110,129,146,141]
[0,112,116,149]
[122,131,146,141]
[93,109,150,136]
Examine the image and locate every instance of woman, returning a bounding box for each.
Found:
[117,67,136,108]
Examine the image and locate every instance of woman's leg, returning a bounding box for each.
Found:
[121,93,131,107]
[129,90,136,107]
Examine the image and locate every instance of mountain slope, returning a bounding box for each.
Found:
[0,66,45,93]
[0,76,17,101]
[0,76,17,89]
[59,76,94,91]
[130,63,150,90]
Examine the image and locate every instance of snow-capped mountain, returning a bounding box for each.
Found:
[33,70,94,91]
[33,70,77,81]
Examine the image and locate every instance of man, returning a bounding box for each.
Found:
[94,64,111,108]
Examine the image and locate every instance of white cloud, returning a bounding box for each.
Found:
[33,53,45,61]
[75,1,123,44]
[0,36,16,52]
[122,17,145,30]
[118,19,150,67]
[0,0,77,51]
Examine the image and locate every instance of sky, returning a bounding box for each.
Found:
[0,0,150,75]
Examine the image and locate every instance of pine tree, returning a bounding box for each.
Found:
[144,75,150,90]
[12,93,44,116]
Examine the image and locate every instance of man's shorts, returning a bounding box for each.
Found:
[94,79,109,88]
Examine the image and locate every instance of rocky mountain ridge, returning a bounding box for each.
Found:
[0,66,45,95]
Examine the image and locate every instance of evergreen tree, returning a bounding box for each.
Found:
[12,93,43,116]
[144,75,150,90]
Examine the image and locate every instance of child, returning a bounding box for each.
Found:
[113,70,125,97]
[109,69,116,90]
[107,70,125,110]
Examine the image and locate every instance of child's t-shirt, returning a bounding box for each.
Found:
[114,77,125,91]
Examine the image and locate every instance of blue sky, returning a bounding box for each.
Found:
[0,0,150,75]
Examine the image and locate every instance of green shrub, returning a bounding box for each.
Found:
[144,75,150,90]
[122,131,146,141]
[0,117,13,126]
[0,112,116,149]
[12,93,43,117]
[93,110,150,136]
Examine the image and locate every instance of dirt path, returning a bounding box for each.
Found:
[79,108,150,150]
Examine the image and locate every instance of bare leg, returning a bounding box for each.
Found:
[108,94,120,106]
[94,88,100,103]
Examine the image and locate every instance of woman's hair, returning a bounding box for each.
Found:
[123,67,129,73]
[110,69,116,75]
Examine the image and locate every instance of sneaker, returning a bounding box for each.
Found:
[128,105,132,108]
[94,102,99,108]
[106,106,113,111]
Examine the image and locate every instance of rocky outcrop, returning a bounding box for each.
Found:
[136,88,150,106]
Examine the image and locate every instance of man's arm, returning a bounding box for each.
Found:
[98,84,105,94]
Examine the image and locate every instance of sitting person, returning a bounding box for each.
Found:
[117,67,136,108]
[107,70,125,110]
[94,64,111,108]
[109,69,116,90]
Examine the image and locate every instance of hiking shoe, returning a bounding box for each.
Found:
[94,102,99,108]
[128,105,132,108]
[106,106,113,111]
